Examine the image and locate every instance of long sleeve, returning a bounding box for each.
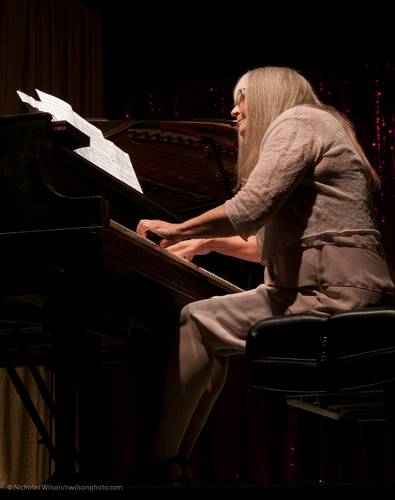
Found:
[225,115,324,239]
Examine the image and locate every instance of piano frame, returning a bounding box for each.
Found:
[0,111,243,481]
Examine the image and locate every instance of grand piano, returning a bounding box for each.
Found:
[0,111,250,481]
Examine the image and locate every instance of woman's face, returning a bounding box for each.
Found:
[231,88,247,137]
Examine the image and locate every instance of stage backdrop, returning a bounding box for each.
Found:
[0,0,102,117]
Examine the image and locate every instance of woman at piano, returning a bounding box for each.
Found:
[136,66,395,485]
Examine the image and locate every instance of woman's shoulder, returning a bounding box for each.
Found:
[279,105,339,125]
[268,105,342,137]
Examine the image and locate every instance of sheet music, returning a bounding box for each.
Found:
[17,89,143,193]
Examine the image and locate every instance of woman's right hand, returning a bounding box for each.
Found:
[160,238,211,262]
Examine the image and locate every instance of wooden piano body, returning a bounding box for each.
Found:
[0,112,244,481]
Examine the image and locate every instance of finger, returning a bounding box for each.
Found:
[136,221,145,236]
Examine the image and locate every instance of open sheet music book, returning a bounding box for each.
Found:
[17,89,143,193]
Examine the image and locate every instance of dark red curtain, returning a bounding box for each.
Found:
[0,0,102,117]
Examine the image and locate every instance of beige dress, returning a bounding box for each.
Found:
[183,105,395,354]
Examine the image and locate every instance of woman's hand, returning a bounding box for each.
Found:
[137,204,236,245]
[161,235,261,263]
[160,238,211,262]
[136,219,181,243]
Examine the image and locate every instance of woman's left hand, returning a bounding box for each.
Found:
[136,219,181,243]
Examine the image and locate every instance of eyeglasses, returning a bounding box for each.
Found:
[235,88,246,105]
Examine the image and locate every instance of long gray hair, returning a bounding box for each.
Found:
[234,67,379,189]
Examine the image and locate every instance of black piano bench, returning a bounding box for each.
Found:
[246,307,395,419]
[246,307,395,483]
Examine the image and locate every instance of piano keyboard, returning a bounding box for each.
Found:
[108,220,244,294]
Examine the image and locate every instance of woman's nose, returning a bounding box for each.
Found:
[231,104,239,117]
